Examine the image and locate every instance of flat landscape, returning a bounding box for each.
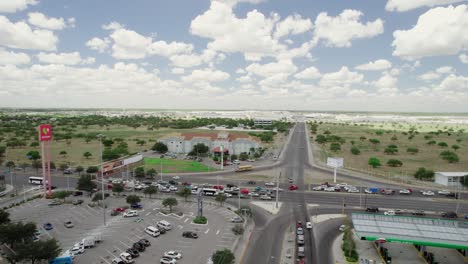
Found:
[311,122,468,178]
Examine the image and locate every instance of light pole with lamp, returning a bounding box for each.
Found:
[97,134,106,227]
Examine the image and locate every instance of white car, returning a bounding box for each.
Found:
[265,182,275,187]
[191,189,199,195]
[123,210,139,218]
[339,225,348,232]
[347,188,360,193]
[223,193,232,198]
[134,185,144,190]
[384,210,396,216]
[169,186,178,192]
[422,191,435,196]
[249,192,260,197]
[173,176,180,180]
[399,189,411,194]
[269,187,283,192]
[233,160,240,164]
[325,187,336,192]
[437,190,451,195]
[306,222,312,229]
[164,251,182,259]
[260,195,272,200]
[160,257,177,264]
[120,252,134,263]
[312,186,323,191]
[69,243,85,255]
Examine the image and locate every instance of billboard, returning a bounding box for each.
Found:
[103,160,124,173]
[38,124,52,141]
[327,157,344,168]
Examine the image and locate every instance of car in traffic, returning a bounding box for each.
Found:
[123,210,139,218]
[43,222,53,230]
[289,185,298,191]
[164,251,182,259]
[412,210,426,216]
[296,227,304,235]
[399,189,412,195]
[64,220,74,228]
[422,191,435,196]
[347,188,360,193]
[72,199,83,205]
[70,244,85,255]
[312,186,324,191]
[265,182,275,187]
[306,222,312,229]
[365,207,379,213]
[437,190,451,195]
[324,186,335,192]
[182,231,198,239]
[441,212,458,218]
[384,210,396,216]
[260,195,272,200]
[247,180,256,185]
[48,200,62,206]
[288,178,294,183]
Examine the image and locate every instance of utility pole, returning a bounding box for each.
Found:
[342,198,346,214]
[220,145,224,171]
[160,159,163,182]
[275,172,281,209]
[97,134,106,227]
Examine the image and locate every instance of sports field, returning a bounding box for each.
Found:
[144,157,217,173]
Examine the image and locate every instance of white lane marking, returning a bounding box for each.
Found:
[216,230,220,235]
[119,240,131,248]
[178,225,183,229]
[204,229,210,234]
[105,249,118,258]
[146,212,151,216]
[100,256,111,264]
[184,218,189,223]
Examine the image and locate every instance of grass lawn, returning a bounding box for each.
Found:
[311,122,468,178]
[144,157,217,173]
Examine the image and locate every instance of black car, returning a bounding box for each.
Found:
[445,192,457,198]
[182,231,198,239]
[159,228,166,234]
[138,239,151,247]
[126,248,139,258]
[412,210,426,216]
[132,242,145,252]
[73,191,83,196]
[365,207,379,213]
[168,180,178,185]
[441,212,458,218]
[247,181,256,185]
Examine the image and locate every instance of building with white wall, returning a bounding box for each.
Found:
[159,132,261,155]
[434,172,468,187]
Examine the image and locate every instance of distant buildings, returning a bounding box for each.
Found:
[434,172,468,187]
[254,119,273,126]
[159,132,260,155]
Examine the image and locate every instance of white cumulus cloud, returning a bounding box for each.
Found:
[355,59,392,71]
[314,9,384,48]
[392,5,468,60]
[460,54,468,64]
[246,60,297,78]
[294,66,321,79]
[436,74,468,91]
[27,12,67,30]
[37,52,94,65]
[182,68,230,83]
[319,66,364,87]
[274,14,313,39]
[171,68,185,75]
[385,0,466,12]
[86,37,110,53]
[0,47,30,65]
[0,0,37,13]
[374,72,399,95]
[0,16,58,51]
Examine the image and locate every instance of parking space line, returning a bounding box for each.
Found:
[100,256,111,264]
[204,229,210,234]
[184,218,189,223]
[106,249,118,258]
[216,230,220,235]
[41,227,53,238]
[119,240,131,248]
[146,212,151,216]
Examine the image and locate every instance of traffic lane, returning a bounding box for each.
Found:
[10,173,79,189]
[312,214,345,264]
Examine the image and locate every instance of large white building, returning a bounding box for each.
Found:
[434,172,468,187]
[159,132,261,155]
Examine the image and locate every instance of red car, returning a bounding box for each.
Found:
[240,189,250,195]
[289,185,298,191]
[296,221,303,228]
[213,185,224,190]
[113,207,126,212]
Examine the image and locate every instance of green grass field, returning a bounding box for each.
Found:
[311,122,468,177]
[144,157,217,173]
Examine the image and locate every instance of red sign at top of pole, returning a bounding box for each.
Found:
[39,124,52,141]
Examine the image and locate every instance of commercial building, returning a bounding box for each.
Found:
[434,172,468,187]
[159,132,260,155]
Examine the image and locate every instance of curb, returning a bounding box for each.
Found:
[237,221,255,264]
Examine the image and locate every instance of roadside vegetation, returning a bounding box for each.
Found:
[310,121,468,182]
[342,227,358,262]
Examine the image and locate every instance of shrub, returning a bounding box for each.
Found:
[427,140,436,145]
[387,159,403,167]
[406,147,419,154]
[440,151,459,163]
[193,216,207,224]
[368,157,381,168]
[232,224,244,235]
[330,143,341,152]
[350,146,360,155]
[438,142,448,147]
[414,167,435,181]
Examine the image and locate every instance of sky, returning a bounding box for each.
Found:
[0,0,467,112]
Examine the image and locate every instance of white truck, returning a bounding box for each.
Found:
[82,237,95,248]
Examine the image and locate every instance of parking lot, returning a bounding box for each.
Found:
[7,194,240,264]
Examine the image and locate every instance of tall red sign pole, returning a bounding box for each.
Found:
[39,124,52,196]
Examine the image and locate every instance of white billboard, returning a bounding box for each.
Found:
[123,154,143,166]
[327,157,344,168]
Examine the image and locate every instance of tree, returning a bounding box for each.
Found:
[137,139,146,146]
[53,190,71,201]
[86,166,99,173]
[126,195,141,205]
[162,197,178,213]
[92,192,109,203]
[384,146,398,155]
[230,154,238,161]
[368,139,380,145]
[59,163,68,174]
[191,143,209,155]
[315,134,327,144]
[414,167,434,181]
[330,143,341,152]
[135,167,145,179]
[215,193,227,206]
[76,174,97,194]
[212,249,235,264]
[112,183,124,195]
[146,168,157,178]
[239,152,249,161]
[406,147,419,154]
[143,186,158,198]
[438,142,448,147]
[350,146,360,155]
[0,209,10,225]
[177,187,192,202]
[49,161,56,170]
[387,159,403,167]
[0,221,37,249]
[83,151,92,159]
[452,144,460,151]
[59,150,67,157]
[151,142,168,153]
[102,139,114,147]
[5,161,15,171]
[75,165,84,176]
[16,238,61,264]
[440,151,459,163]
[368,157,381,168]
[427,140,436,145]
[359,136,366,141]
[390,135,398,141]
[26,150,41,160]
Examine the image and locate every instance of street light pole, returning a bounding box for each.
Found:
[98,134,106,227]
[275,172,280,209]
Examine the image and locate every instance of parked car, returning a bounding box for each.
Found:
[172,176,180,180]
[296,221,303,228]
[437,190,451,195]
[422,191,435,196]
[160,257,177,264]
[312,186,323,191]
[43,222,53,230]
[126,248,139,258]
[366,207,379,213]
[399,189,412,195]
[130,204,143,209]
[339,225,348,232]
[441,212,458,218]
[138,239,151,247]
[347,188,360,193]
[48,200,62,206]
[72,199,83,205]
[306,222,312,229]
[260,195,272,200]
[230,216,244,223]
[182,231,198,239]
[265,182,275,187]
[289,185,298,191]
[73,191,83,196]
[114,207,127,212]
[164,251,182,259]
[247,180,256,185]
[112,258,125,264]
[123,210,139,218]
[64,220,74,228]
[384,210,396,216]
[120,252,134,263]
[412,210,426,216]
[132,242,145,252]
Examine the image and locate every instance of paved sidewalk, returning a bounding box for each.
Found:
[279,224,296,264]
[234,219,255,264]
